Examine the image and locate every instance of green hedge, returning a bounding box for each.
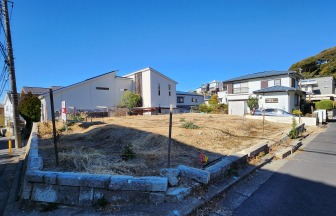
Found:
[315,100,334,110]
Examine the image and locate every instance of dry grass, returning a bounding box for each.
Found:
[38,113,296,176]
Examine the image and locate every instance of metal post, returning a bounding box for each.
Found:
[168,105,173,168]
[49,89,59,166]
[2,0,22,148]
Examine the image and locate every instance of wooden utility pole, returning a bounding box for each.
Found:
[49,89,59,166]
[2,0,22,148]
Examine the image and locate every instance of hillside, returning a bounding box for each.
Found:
[289,47,336,79]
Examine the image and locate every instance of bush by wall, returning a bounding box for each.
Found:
[315,100,334,110]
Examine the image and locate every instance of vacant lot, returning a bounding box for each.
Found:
[38,113,292,176]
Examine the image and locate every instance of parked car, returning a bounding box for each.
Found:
[253,108,298,117]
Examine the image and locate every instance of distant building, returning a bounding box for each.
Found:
[299,76,336,101]
[176,91,204,111]
[196,80,223,95]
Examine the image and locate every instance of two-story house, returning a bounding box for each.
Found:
[223,70,305,116]
[176,91,204,111]
[299,76,336,101]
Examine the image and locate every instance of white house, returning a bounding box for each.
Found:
[123,67,177,114]
[4,92,13,128]
[40,67,177,120]
[176,91,204,111]
[223,70,305,116]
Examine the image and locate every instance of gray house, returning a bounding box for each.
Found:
[300,76,336,101]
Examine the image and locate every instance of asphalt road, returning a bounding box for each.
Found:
[232,123,336,216]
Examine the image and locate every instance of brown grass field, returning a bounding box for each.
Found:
[38,113,300,176]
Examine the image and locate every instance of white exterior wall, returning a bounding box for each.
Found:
[149,70,176,108]
[114,77,133,106]
[259,93,290,111]
[4,95,13,127]
[217,91,227,104]
[41,72,134,120]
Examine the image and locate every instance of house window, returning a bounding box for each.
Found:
[192,98,198,103]
[291,78,296,87]
[177,96,184,103]
[96,87,109,90]
[223,85,227,91]
[274,79,281,86]
[295,94,299,106]
[158,83,160,96]
[233,82,249,94]
[168,84,171,96]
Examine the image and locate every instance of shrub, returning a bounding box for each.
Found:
[247,96,259,111]
[292,109,302,116]
[19,92,41,138]
[208,94,219,105]
[288,117,298,139]
[179,118,186,122]
[315,100,333,110]
[120,91,142,109]
[212,103,228,114]
[181,121,200,129]
[121,144,136,161]
[198,103,213,113]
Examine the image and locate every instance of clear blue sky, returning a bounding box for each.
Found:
[1,0,336,101]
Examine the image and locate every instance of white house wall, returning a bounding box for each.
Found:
[149,70,176,108]
[42,72,119,120]
[259,93,289,111]
[114,77,133,106]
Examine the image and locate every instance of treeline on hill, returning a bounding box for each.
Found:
[289,46,336,79]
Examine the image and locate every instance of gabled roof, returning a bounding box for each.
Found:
[223,70,301,83]
[123,67,178,84]
[176,91,203,96]
[253,86,303,94]
[22,86,63,95]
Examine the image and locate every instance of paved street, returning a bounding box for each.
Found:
[207,123,336,216]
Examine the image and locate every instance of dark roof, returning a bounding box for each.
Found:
[253,86,299,94]
[22,86,63,95]
[176,91,203,96]
[223,70,300,83]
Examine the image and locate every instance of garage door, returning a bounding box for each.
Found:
[229,101,246,116]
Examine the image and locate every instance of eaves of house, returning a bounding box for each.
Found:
[253,86,305,94]
[123,67,178,84]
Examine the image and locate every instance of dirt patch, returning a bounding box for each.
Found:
[38,114,296,176]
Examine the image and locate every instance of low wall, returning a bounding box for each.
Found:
[21,122,305,206]
[246,115,316,126]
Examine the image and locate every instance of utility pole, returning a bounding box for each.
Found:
[2,0,22,148]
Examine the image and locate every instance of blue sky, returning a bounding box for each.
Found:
[1,0,335,101]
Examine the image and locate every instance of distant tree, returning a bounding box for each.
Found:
[247,96,259,113]
[120,91,142,109]
[19,92,41,138]
[208,94,219,105]
[289,46,336,79]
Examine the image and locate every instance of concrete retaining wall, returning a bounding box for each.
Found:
[21,122,305,206]
[246,115,316,126]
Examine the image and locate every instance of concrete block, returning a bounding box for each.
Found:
[25,170,44,183]
[290,141,302,154]
[109,176,168,192]
[149,192,166,204]
[27,157,43,171]
[205,158,232,180]
[58,172,111,188]
[160,168,180,186]
[44,172,58,184]
[275,148,291,159]
[79,187,93,206]
[226,153,248,165]
[21,181,33,200]
[166,187,192,202]
[177,165,210,184]
[241,143,268,158]
[94,188,150,205]
[31,183,79,205]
